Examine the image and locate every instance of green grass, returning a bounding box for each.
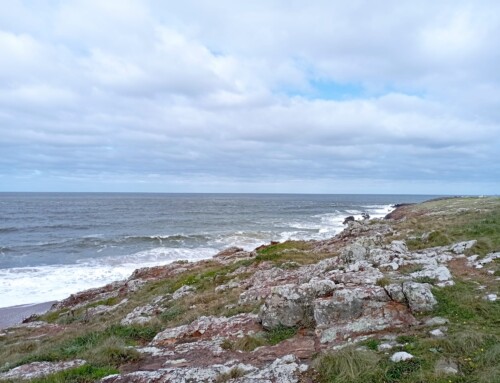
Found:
[362,338,381,351]
[401,199,500,255]
[314,347,380,383]
[10,324,158,370]
[222,325,298,352]
[265,324,298,345]
[432,280,499,325]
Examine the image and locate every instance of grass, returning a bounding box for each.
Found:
[265,324,298,345]
[432,280,499,325]
[233,335,267,352]
[314,347,380,383]
[397,198,500,256]
[1,323,159,372]
[221,324,298,352]
[254,240,332,266]
[362,338,381,351]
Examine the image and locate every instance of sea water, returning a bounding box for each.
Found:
[0,193,435,307]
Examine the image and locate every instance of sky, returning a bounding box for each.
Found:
[0,1,499,194]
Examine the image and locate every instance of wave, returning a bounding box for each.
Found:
[0,246,216,308]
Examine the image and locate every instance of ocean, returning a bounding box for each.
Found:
[0,193,435,308]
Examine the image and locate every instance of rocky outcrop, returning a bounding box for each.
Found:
[402,282,437,312]
[102,354,307,383]
[0,360,86,380]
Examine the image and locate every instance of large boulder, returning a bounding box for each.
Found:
[259,280,337,329]
[313,286,417,343]
[402,282,437,312]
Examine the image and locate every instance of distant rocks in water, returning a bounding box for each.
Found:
[342,216,355,225]
[342,213,370,226]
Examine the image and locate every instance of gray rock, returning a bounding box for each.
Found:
[341,243,368,263]
[485,293,497,302]
[449,240,476,254]
[385,284,406,303]
[390,240,408,254]
[429,328,445,337]
[259,280,337,329]
[259,285,312,329]
[0,360,86,380]
[424,317,449,326]
[172,285,195,300]
[410,265,452,282]
[402,282,437,312]
[390,351,413,362]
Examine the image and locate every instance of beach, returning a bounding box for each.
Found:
[0,301,56,330]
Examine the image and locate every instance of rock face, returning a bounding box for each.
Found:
[402,282,437,312]
[102,354,307,383]
[0,360,86,380]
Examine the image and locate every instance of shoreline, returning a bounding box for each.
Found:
[0,206,397,329]
[0,301,56,330]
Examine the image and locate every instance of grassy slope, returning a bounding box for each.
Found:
[0,197,498,382]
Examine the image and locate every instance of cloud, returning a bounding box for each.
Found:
[0,0,499,194]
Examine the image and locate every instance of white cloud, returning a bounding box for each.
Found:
[0,0,499,193]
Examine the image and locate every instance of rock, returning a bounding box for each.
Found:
[377,343,394,351]
[214,246,244,258]
[87,299,128,317]
[485,294,497,302]
[238,354,308,383]
[152,313,260,346]
[435,358,459,375]
[172,285,195,300]
[0,360,86,380]
[258,279,338,329]
[121,296,169,325]
[314,286,417,343]
[429,329,446,337]
[343,216,355,225]
[259,284,313,329]
[390,240,408,254]
[126,279,147,293]
[341,242,368,263]
[478,252,500,265]
[402,282,437,312]
[390,352,414,362]
[424,317,449,326]
[385,284,406,303]
[449,240,476,254]
[361,212,370,220]
[410,265,452,282]
[101,354,307,383]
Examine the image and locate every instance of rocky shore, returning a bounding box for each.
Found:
[0,197,498,382]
